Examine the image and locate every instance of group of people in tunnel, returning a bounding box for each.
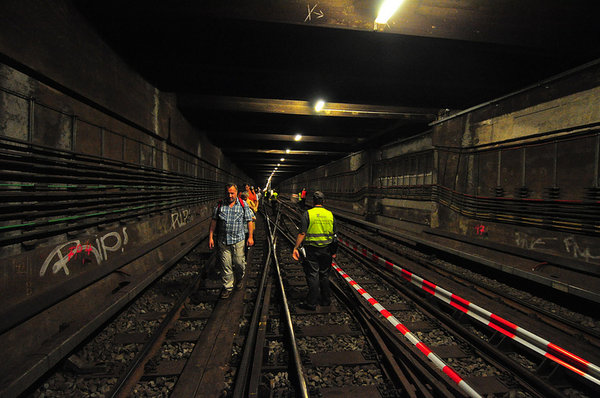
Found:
[209,182,337,309]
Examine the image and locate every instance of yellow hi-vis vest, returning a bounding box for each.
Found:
[305,207,334,247]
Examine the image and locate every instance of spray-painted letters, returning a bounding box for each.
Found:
[40,227,129,277]
[563,236,600,263]
[171,208,192,230]
[515,232,600,264]
[514,232,557,250]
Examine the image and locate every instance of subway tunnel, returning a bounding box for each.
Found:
[1,1,600,397]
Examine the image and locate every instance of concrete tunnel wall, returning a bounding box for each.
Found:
[0,0,246,174]
[0,0,252,355]
[281,64,600,271]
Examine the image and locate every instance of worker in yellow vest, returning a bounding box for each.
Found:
[270,190,278,213]
[292,191,337,310]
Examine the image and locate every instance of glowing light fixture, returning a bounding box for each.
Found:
[280,157,285,162]
[294,134,302,141]
[277,163,281,167]
[285,148,290,153]
[375,0,404,24]
[314,99,325,112]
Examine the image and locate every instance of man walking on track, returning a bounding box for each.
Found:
[209,183,255,299]
[292,191,338,310]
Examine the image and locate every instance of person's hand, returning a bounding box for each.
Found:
[209,237,214,249]
[293,248,300,261]
[247,236,254,247]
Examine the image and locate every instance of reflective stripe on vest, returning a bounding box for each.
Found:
[305,207,334,246]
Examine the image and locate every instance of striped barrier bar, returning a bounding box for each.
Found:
[332,262,482,398]
[338,237,600,387]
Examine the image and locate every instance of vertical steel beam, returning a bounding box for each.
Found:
[475,152,479,197]
[71,115,77,152]
[521,147,526,187]
[595,134,599,188]
[496,150,502,187]
[553,141,558,188]
[100,128,105,157]
[27,98,35,143]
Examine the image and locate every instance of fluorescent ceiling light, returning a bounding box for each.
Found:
[277,163,281,166]
[280,158,285,162]
[294,134,302,141]
[286,148,290,153]
[314,99,325,112]
[375,0,404,24]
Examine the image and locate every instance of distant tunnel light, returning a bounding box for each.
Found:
[294,134,302,141]
[286,148,291,153]
[314,100,325,112]
[375,0,405,24]
[280,158,285,162]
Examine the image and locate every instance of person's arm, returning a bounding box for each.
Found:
[331,216,338,258]
[292,233,305,261]
[292,211,309,260]
[209,219,217,249]
[244,205,255,246]
[247,220,254,246]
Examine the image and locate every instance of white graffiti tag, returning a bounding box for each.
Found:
[564,236,600,263]
[514,232,557,250]
[171,209,192,230]
[40,227,129,277]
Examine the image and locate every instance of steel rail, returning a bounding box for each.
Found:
[232,221,273,397]
[108,268,205,398]
[266,214,309,398]
[328,278,428,398]
[276,204,473,397]
[340,242,566,398]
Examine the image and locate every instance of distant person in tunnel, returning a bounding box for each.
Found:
[270,189,278,214]
[292,190,338,310]
[209,183,254,299]
[239,191,256,257]
[300,187,307,208]
[244,183,259,213]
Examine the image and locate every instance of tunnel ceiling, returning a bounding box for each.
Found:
[73,1,600,187]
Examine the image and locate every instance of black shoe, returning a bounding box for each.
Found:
[298,302,316,311]
[220,289,232,299]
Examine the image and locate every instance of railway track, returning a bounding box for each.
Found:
[27,225,268,398]
[275,201,600,397]
[16,201,600,397]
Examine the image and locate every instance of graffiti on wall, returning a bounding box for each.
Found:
[474,224,487,236]
[515,232,600,264]
[40,227,129,277]
[514,232,557,250]
[171,208,192,230]
[563,236,600,263]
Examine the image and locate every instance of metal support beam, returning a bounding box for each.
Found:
[180,95,437,121]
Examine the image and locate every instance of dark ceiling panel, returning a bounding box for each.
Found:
[73,1,600,185]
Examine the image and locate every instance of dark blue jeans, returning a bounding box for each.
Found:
[303,245,332,306]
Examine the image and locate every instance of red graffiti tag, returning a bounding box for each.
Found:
[67,242,93,263]
[475,224,486,235]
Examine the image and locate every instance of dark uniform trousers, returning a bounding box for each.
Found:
[303,244,332,306]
